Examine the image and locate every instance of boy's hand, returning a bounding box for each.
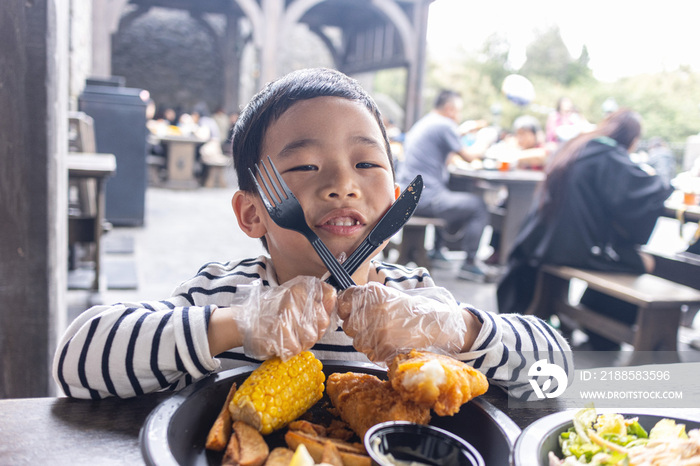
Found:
[337,283,478,363]
[236,276,336,360]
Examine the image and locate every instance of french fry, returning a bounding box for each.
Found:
[206,382,238,451]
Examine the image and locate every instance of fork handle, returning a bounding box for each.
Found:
[325,240,375,289]
[310,238,355,290]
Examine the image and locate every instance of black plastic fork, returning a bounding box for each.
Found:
[249,156,356,290]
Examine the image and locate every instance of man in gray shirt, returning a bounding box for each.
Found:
[397,90,489,281]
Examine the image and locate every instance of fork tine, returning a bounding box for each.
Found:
[248,166,274,210]
[261,156,286,201]
[258,162,281,206]
[266,156,292,199]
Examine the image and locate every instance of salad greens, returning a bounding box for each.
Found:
[549,407,693,465]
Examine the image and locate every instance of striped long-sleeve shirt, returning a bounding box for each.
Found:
[53,256,573,400]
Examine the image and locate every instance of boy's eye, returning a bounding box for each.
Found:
[356,162,380,169]
[288,165,318,172]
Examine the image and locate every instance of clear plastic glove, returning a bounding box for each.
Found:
[337,283,467,364]
[232,276,336,361]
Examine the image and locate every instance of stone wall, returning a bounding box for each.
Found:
[112,8,225,116]
[110,7,336,116]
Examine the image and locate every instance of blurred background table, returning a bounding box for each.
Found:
[449,167,545,265]
[151,134,205,189]
[664,190,700,223]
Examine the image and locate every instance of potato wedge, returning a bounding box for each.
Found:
[222,431,241,466]
[321,441,343,466]
[206,382,238,451]
[264,447,294,466]
[234,420,270,466]
[285,430,370,466]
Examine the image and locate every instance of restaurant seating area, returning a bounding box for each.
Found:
[527,264,700,363]
[31,173,700,465]
[68,180,700,370]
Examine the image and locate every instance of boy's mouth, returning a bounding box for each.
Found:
[323,217,361,227]
[316,210,366,237]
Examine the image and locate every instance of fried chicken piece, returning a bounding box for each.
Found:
[388,350,488,416]
[326,419,354,442]
[326,372,431,439]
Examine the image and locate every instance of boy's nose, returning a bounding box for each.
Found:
[322,168,360,199]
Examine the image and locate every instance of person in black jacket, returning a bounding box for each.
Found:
[497,109,673,348]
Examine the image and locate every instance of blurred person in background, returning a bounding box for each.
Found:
[511,115,555,169]
[397,90,490,281]
[645,137,677,186]
[191,103,229,183]
[213,106,231,149]
[483,115,555,265]
[546,96,590,144]
[497,109,673,349]
[485,115,555,170]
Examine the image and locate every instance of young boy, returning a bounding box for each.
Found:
[54,68,572,400]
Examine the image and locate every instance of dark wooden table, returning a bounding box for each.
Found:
[449,167,545,265]
[2,364,698,465]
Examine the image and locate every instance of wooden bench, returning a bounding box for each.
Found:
[527,264,700,360]
[395,216,446,268]
[202,158,229,188]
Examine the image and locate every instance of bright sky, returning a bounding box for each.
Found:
[427,0,698,82]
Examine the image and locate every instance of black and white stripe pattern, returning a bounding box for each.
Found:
[54,256,572,399]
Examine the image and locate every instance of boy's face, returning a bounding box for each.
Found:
[235,96,398,284]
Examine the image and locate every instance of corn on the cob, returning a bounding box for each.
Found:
[229,351,325,435]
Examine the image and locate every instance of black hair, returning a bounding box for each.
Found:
[231,68,393,192]
[542,108,642,218]
[433,89,461,110]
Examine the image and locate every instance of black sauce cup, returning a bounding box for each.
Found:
[364,421,485,466]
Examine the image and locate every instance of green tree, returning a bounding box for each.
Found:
[519,26,590,86]
[478,32,512,90]
[419,26,700,152]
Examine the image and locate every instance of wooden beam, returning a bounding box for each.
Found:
[1,0,69,398]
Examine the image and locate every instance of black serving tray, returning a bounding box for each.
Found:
[140,361,521,466]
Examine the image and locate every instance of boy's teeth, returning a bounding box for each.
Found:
[327,217,358,226]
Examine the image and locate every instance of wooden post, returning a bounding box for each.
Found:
[0,0,69,397]
[259,0,283,84]
[404,0,431,130]
[223,11,242,114]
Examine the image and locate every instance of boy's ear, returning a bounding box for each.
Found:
[394,183,401,200]
[232,191,266,239]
